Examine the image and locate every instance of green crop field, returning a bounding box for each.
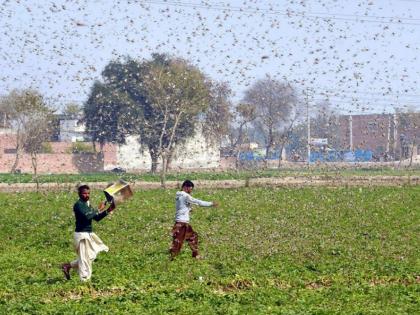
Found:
[0,186,419,314]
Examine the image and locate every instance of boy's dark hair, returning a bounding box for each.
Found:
[181,180,194,189]
[78,184,90,194]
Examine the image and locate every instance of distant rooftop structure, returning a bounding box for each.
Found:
[58,114,87,142]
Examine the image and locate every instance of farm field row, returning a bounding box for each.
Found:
[0,167,420,184]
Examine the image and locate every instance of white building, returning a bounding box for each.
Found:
[59,118,87,142]
[117,127,220,171]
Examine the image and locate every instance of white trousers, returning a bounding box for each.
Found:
[70,232,109,281]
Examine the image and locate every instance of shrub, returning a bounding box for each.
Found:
[66,142,95,154]
[41,142,53,153]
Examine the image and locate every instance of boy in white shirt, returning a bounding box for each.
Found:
[170,180,218,260]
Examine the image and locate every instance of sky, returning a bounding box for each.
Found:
[0,0,419,115]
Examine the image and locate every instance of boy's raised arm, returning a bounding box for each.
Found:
[187,194,217,207]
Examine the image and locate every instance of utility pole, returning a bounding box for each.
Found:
[349,115,353,151]
[386,114,391,159]
[306,89,311,163]
[393,113,398,160]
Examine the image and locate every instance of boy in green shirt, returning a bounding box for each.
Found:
[61,184,115,281]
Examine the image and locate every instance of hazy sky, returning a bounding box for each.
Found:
[0,0,419,114]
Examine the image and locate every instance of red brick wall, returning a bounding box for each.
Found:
[338,114,392,153]
[0,132,117,174]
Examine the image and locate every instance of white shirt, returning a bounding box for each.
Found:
[175,191,213,223]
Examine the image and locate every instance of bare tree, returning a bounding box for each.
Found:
[202,81,233,147]
[310,101,340,148]
[226,103,258,169]
[0,96,13,128]
[23,111,55,190]
[396,108,420,167]
[243,77,297,159]
[276,105,303,167]
[0,89,53,173]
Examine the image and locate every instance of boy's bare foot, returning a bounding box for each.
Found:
[61,263,71,280]
[194,255,204,260]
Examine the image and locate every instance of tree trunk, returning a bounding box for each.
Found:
[160,152,168,188]
[265,128,273,159]
[166,150,173,172]
[265,144,270,160]
[10,149,21,173]
[11,128,22,173]
[277,143,285,168]
[149,147,159,174]
[151,157,158,174]
[409,140,416,167]
[263,145,270,169]
[235,149,241,171]
[31,152,39,191]
[264,134,274,169]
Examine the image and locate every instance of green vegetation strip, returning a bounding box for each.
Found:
[1,167,420,184]
[0,186,419,314]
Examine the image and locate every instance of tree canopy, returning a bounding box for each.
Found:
[84,81,135,150]
[83,54,213,182]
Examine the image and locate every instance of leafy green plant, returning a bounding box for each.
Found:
[65,142,95,154]
[0,186,418,313]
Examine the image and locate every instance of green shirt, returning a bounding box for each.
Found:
[74,199,108,232]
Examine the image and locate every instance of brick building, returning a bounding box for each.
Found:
[338,113,419,160]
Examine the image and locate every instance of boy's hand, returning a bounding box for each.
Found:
[108,201,116,213]
[98,201,106,211]
[212,201,219,208]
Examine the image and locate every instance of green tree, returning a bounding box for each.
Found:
[100,55,167,173]
[63,102,82,118]
[141,56,211,186]
[86,54,212,186]
[84,81,135,152]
